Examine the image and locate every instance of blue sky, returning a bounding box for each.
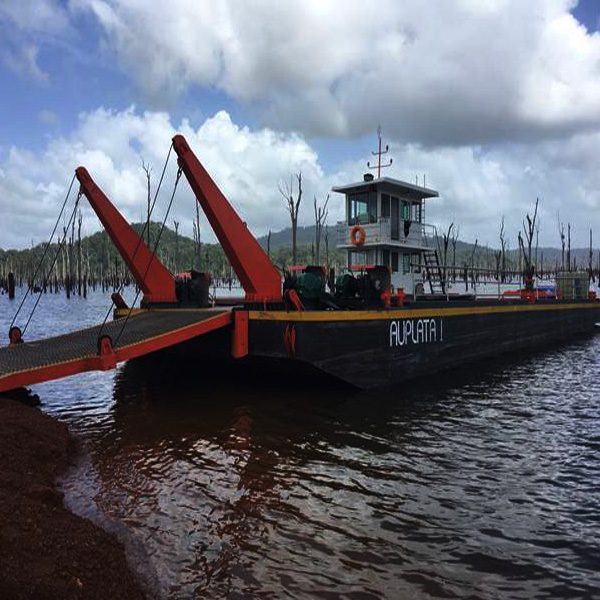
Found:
[2,0,600,249]
[572,0,600,31]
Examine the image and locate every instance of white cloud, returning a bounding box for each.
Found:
[74,0,600,145]
[0,107,324,249]
[2,44,49,83]
[0,0,70,34]
[1,107,599,256]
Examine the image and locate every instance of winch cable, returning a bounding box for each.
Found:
[113,167,183,348]
[96,143,174,341]
[9,173,76,333]
[22,191,82,337]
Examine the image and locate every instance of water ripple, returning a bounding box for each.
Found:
[3,290,600,598]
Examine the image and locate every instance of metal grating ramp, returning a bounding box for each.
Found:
[0,309,232,393]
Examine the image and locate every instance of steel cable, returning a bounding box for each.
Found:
[96,143,174,341]
[113,167,183,348]
[22,192,82,336]
[10,173,76,331]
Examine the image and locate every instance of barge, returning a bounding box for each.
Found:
[1,134,599,392]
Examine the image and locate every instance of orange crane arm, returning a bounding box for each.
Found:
[75,167,177,305]
[172,134,282,303]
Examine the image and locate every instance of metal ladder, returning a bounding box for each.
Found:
[422,249,446,294]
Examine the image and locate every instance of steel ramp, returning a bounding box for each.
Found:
[0,309,232,393]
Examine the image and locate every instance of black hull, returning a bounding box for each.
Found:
[247,300,600,388]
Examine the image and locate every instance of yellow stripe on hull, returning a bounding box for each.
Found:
[248,302,600,322]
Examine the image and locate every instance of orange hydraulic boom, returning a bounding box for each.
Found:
[75,167,177,305]
[172,135,282,304]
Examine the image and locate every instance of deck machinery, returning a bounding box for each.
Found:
[2,135,600,392]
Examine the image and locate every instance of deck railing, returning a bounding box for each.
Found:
[336,218,433,248]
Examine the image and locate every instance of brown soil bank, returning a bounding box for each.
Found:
[0,398,145,599]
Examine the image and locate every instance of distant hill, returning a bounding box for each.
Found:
[256,224,336,250]
[2,221,598,284]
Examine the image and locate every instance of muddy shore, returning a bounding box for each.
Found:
[0,397,145,599]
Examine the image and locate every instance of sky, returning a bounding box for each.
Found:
[1,0,600,251]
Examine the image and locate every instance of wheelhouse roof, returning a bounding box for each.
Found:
[332,176,439,200]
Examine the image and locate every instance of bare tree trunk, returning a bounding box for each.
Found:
[451,226,459,282]
[589,228,594,282]
[440,223,453,287]
[314,193,329,265]
[279,173,302,266]
[499,217,507,283]
[8,272,15,299]
[557,214,566,270]
[518,198,539,283]
[292,217,298,265]
[173,220,180,273]
[142,160,152,248]
[567,223,571,272]
[193,201,201,270]
[77,210,82,296]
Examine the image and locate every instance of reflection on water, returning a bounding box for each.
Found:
[2,289,600,598]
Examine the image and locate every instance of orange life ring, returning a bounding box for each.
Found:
[350,225,366,246]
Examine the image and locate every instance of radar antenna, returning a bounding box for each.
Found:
[367,125,393,178]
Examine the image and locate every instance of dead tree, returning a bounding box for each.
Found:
[61,226,68,297]
[77,210,82,296]
[567,223,572,272]
[278,172,303,265]
[142,159,152,248]
[535,223,540,271]
[451,225,459,282]
[518,198,539,282]
[557,214,566,269]
[470,238,479,288]
[499,217,507,282]
[494,248,501,281]
[267,230,272,258]
[173,220,180,273]
[192,201,201,271]
[589,229,594,283]
[440,223,454,288]
[70,216,76,294]
[314,193,329,264]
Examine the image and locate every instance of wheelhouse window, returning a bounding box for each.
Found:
[381,194,390,219]
[382,249,390,267]
[348,192,377,225]
[401,200,410,221]
[412,252,420,273]
[349,250,369,268]
[411,202,421,223]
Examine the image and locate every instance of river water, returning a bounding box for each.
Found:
[2,287,600,599]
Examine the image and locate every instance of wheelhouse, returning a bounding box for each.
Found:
[333,174,439,295]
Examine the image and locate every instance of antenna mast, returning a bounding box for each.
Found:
[367,125,393,178]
